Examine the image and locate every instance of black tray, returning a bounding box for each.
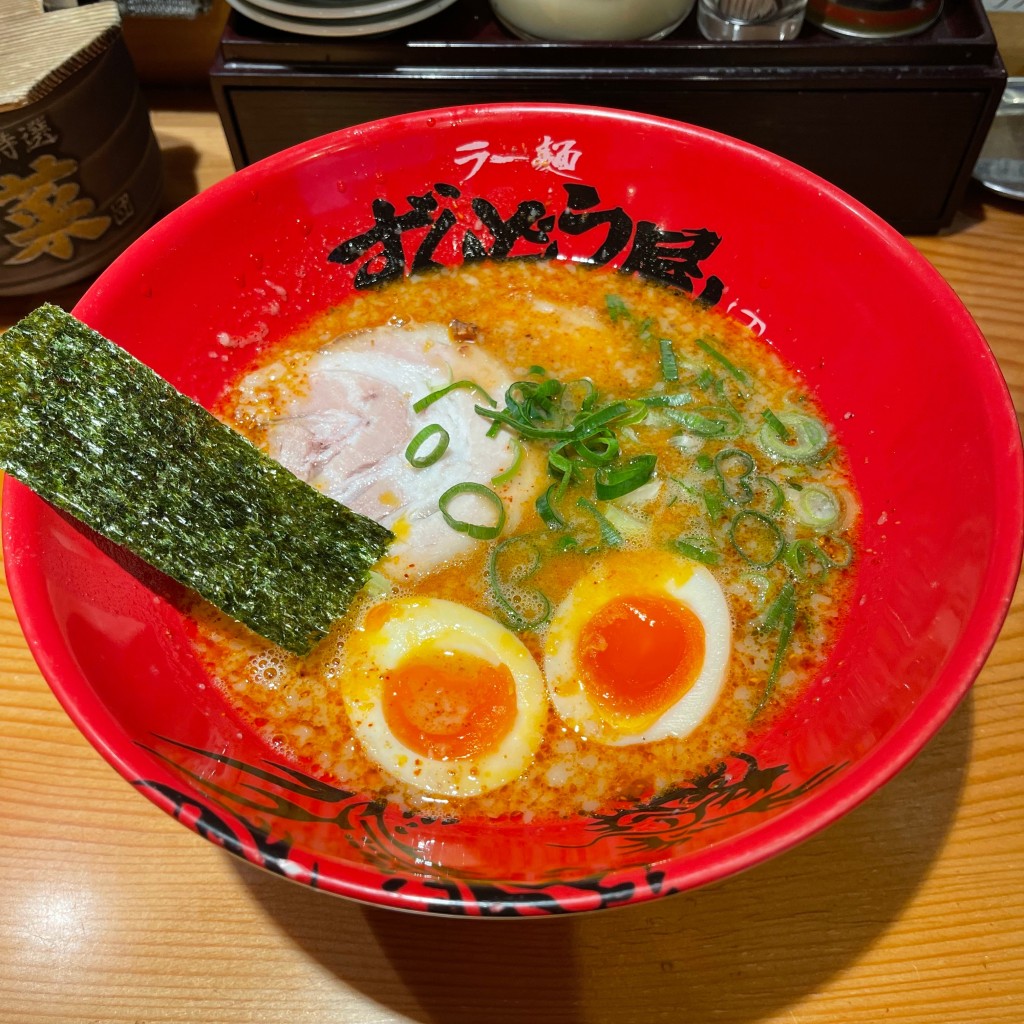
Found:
[211,0,1007,232]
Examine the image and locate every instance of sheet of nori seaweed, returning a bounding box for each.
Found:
[0,304,393,655]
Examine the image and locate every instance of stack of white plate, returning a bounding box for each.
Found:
[227,0,459,37]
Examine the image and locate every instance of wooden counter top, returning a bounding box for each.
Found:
[0,96,1021,1024]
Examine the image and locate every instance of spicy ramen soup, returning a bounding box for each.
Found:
[191,259,859,821]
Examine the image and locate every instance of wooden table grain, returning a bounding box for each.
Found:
[1,98,1021,1024]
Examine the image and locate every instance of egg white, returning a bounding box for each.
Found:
[337,596,548,798]
[543,551,732,746]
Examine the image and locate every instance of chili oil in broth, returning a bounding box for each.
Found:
[191,259,859,821]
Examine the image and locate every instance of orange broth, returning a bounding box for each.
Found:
[190,259,858,821]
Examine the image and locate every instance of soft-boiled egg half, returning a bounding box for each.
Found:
[544,550,731,746]
[338,596,548,798]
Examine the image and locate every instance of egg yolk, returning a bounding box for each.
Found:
[383,648,518,761]
[579,594,705,725]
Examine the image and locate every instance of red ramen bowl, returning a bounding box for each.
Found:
[4,104,1021,916]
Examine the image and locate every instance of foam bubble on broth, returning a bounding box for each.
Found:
[191,259,859,821]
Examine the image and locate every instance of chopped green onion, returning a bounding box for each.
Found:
[702,487,727,522]
[475,405,575,440]
[363,570,393,600]
[730,510,785,567]
[601,503,648,542]
[605,294,630,323]
[490,439,524,486]
[715,375,748,414]
[790,484,840,531]
[438,482,506,540]
[659,338,679,382]
[783,539,831,579]
[762,408,791,441]
[536,484,567,528]
[594,454,657,500]
[753,475,785,516]
[753,581,797,716]
[487,537,551,632]
[414,379,496,414]
[640,393,692,409]
[674,535,720,565]
[695,337,750,385]
[576,497,623,547]
[635,316,656,342]
[404,424,449,468]
[786,535,853,576]
[547,444,578,499]
[695,453,713,472]
[668,406,743,437]
[695,368,717,390]
[560,378,598,416]
[616,478,661,505]
[574,430,619,467]
[818,534,853,568]
[714,448,755,505]
[758,412,828,464]
[575,400,648,438]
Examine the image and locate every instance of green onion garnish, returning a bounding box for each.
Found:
[669,406,743,438]
[659,338,679,382]
[818,534,853,568]
[574,430,619,467]
[438,482,506,540]
[674,535,721,565]
[414,379,497,414]
[404,424,449,468]
[753,581,798,716]
[695,368,716,390]
[594,454,656,501]
[486,536,552,632]
[753,475,785,516]
[490,439,524,486]
[702,487,727,522]
[785,535,853,578]
[695,337,750,385]
[604,294,630,323]
[547,445,578,499]
[730,509,785,567]
[536,483,567,528]
[761,408,790,440]
[475,405,576,441]
[758,412,828,464]
[714,447,755,505]
[791,484,840,531]
[576,497,623,547]
[640,393,692,408]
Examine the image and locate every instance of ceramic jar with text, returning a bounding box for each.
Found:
[0,15,163,296]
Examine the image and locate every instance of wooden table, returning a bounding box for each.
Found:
[1,96,1022,1024]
